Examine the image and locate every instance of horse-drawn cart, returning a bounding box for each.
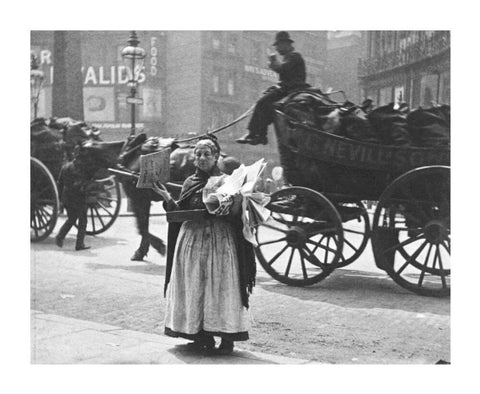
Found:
[30,119,122,242]
[254,109,450,297]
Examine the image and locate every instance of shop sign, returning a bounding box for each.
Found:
[126,97,144,105]
[244,65,278,82]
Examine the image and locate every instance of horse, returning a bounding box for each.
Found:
[81,133,241,261]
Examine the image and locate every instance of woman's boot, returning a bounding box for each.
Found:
[216,338,234,355]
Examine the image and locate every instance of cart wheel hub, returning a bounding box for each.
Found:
[286,227,306,247]
[424,220,448,244]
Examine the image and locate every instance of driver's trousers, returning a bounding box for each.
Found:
[247,86,289,137]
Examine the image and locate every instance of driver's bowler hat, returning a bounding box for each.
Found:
[273,31,294,45]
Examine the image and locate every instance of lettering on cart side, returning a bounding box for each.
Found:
[322,138,337,157]
[364,146,377,165]
[360,144,369,163]
[393,150,408,169]
[336,141,347,160]
[410,151,423,168]
[377,149,393,166]
[349,144,364,162]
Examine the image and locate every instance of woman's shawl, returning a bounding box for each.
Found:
[163,167,256,308]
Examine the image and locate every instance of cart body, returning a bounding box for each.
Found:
[253,109,450,296]
[30,119,121,242]
[274,110,449,200]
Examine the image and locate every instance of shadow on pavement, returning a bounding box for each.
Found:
[32,234,127,253]
[85,261,166,276]
[166,344,284,364]
[256,268,450,316]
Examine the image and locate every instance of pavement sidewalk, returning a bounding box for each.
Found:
[58,198,165,218]
[31,310,311,364]
[117,197,165,216]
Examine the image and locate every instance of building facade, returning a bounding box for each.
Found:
[31,30,327,167]
[358,31,450,108]
[323,31,364,104]
[31,31,168,138]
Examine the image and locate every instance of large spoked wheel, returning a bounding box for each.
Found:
[31,157,59,242]
[254,187,344,286]
[79,175,122,235]
[371,166,450,297]
[335,201,371,268]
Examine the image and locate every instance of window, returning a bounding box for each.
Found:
[438,71,450,105]
[378,86,392,106]
[380,32,386,55]
[227,73,235,96]
[227,79,234,96]
[362,89,376,105]
[212,32,221,50]
[371,31,381,57]
[399,31,407,50]
[209,107,222,129]
[394,85,405,105]
[420,74,439,106]
[227,35,237,54]
[252,41,262,63]
[212,75,219,93]
[386,31,395,53]
[140,87,162,120]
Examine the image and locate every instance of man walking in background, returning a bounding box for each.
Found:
[55,146,93,251]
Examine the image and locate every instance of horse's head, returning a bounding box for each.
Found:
[169,147,195,182]
[118,134,177,174]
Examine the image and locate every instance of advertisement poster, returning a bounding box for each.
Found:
[84,86,115,122]
[141,87,162,120]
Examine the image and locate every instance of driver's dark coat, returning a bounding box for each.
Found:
[269,51,307,89]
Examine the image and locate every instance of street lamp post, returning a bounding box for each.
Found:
[30,54,45,120]
[121,31,146,136]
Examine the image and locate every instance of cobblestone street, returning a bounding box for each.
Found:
[31,215,450,364]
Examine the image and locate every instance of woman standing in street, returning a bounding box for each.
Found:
[152,136,256,355]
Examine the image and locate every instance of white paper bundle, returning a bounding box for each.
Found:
[202,175,229,214]
[241,192,271,245]
[202,159,271,244]
[203,192,234,216]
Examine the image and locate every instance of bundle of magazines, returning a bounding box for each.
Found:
[203,158,271,245]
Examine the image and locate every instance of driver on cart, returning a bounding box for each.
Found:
[236,31,309,145]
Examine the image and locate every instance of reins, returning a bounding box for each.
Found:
[172,89,345,145]
[174,104,255,144]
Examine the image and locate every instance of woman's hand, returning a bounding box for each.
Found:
[231,193,243,215]
[151,182,172,202]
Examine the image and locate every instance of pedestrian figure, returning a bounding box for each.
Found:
[152,135,256,355]
[236,31,309,145]
[55,146,93,251]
